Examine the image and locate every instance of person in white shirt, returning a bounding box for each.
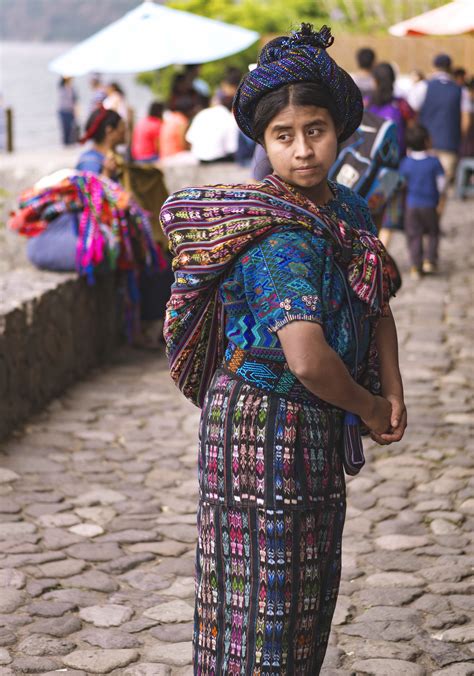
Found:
[186,78,239,163]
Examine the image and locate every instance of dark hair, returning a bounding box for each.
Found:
[453,67,466,79]
[148,101,164,118]
[108,81,125,96]
[370,62,395,107]
[85,108,122,142]
[224,67,243,87]
[405,124,430,152]
[171,74,188,95]
[357,47,375,70]
[173,96,196,117]
[252,82,339,143]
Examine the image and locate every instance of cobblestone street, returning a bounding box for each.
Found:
[0,198,473,675]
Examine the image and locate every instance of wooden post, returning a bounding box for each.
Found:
[6,108,13,153]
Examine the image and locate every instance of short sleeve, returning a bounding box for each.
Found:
[434,157,445,177]
[241,230,325,334]
[399,157,409,178]
[76,151,103,174]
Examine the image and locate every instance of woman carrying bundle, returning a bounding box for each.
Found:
[161,23,407,674]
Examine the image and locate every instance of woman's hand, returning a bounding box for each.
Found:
[361,395,392,436]
[370,394,407,445]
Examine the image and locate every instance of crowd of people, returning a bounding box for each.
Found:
[58,49,473,281]
[351,46,473,278]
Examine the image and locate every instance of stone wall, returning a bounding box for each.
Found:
[0,268,120,440]
[0,152,251,440]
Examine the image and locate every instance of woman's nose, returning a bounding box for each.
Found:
[294,135,313,158]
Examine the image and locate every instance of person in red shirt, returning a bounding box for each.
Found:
[131,101,164,162]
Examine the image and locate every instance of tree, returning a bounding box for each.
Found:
[138,0,448,100]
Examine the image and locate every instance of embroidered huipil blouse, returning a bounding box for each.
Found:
[220,184,378,375]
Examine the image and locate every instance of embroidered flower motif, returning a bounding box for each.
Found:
[302,294,319,311]
[280,298,292,311]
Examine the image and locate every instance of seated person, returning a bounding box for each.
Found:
[185,78,239,163]
[131,101,164,163]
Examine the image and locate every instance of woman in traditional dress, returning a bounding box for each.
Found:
[161,24,407,675]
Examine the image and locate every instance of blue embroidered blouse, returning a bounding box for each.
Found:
[220,183,377,373]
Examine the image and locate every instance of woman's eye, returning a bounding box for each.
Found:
[278,134,290,141]
[308,128,322,136]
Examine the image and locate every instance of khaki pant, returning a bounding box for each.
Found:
[433,150,458,185]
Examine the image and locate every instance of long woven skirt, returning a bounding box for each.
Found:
[193,369,346,675]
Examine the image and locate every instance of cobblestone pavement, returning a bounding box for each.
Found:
[0,198,473,675]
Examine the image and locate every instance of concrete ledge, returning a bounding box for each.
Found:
[0,267,120,440]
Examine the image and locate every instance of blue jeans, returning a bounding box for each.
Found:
[59,110,75,145]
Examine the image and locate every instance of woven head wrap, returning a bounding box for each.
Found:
[233,23,363,142]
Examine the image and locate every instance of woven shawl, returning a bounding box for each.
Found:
[160,175,393,407]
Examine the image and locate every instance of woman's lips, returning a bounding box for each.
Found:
[294,166,319,173]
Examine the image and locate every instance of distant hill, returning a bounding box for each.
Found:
[0,0,165,42]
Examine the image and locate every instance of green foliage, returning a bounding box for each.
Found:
[137,0,449,100]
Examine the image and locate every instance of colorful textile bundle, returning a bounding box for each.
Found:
[9,172,164,283]
[160,174,396,407]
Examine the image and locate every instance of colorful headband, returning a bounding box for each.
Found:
[79,106,110,144]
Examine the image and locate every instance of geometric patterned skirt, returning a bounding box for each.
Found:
[194,368,346,675]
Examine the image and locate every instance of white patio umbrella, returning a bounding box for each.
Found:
[389,0,474,36]
[49,1,259,76]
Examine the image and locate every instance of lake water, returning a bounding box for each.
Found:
[0,41,154,151]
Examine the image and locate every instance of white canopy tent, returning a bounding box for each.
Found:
[49,1,259,76]
[389,0,474,36]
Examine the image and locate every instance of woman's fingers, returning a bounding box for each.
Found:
[370,432,391,445]
[370,409,407,445]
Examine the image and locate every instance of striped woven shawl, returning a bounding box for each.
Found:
[160,174,393,407]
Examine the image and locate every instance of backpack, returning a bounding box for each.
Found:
[329,110,402,218]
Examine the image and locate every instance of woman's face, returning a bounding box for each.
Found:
[263,104,338,203]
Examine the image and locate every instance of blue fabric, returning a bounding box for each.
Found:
[76,149,105,174]
[400,155,444,208]
[420,79,462,152]
[26,212,78,271]
[220,184,375,370]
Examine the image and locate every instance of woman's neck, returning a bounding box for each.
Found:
[93,141,112,155]
[293,180,334,207]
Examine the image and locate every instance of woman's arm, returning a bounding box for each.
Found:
[278,321,392,435]
[372,307,407,444]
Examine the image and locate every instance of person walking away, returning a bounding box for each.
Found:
[159,98,195,159]
[131,101,164,162]
[453,67,467,89]
[367,63,414,157]
[350,47,376,100]
[408,54,470,186]
[400,124,446,279]
[57,76,78,146]
[366,62,415,248]
[185,76,239,163]
[161,23,406,674]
